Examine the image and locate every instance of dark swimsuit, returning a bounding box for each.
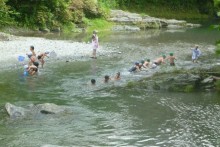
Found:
[37,55,43,60]
[170,63,175,66]
[129,66,137,72]
[33,62,39,72]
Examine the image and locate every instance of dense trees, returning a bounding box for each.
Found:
[0,0,218,30]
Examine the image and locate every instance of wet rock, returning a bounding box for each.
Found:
[201,77,214,84]
[112,25,140,31]
[51,27,61,33]
[109,10,201,30]
[41,145,69,147]
[0,32,15,41]
[5,103,28,118]
[39,28,50,33]
[5,103,68,118]
[35,103,67,114]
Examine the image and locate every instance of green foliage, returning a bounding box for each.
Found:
[215,80,220,92]
[184,85,195,93]
[0,0,14,26]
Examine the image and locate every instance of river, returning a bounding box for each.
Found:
[0,27,220,146]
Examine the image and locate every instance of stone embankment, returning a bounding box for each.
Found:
[109,10,201,31]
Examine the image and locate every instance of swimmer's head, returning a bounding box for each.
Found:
[24,65,29,69]
[147,59,150,62]
[195,45,199,48]
[30,46,34,50]
[116,72,120,76]
[135,62,139,65]
[162,55,166,59]
[169,53,174,56]
[91,79,96,85]
[104,75,110,82]
[45,51,50,54]
[140,60,145,64]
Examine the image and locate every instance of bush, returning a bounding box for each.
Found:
[0,0,14,26]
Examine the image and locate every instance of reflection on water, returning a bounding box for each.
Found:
[0,27,220,146]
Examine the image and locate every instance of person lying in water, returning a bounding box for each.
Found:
[37,51,50,68]
[114,72,121,80]
[153,55,166,65]
[142,59,151,68]
[129,62,141,72]
[28,62,39,75]
[166,53,177,66]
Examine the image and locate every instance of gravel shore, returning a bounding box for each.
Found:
[0,33,110,69]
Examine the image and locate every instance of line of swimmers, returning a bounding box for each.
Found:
[129,53,177,72]
[90,72,121,86]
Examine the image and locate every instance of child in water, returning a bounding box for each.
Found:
[37,51,50,68]
[129,62,141,72]
[191,45,201,63]
[91,79,96,85]
[166,53,177,66]
[104,75,111,83]
[114,72,121,80]
[153,55,166,65]
[91,30,99,59]
[28,62,39,75]
[142,59,151,68]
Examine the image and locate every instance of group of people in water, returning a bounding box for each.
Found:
[23,46,49,76]
[22,30,202,87]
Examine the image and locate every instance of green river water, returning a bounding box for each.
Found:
[1,27,220,146]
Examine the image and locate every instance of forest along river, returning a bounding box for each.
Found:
[0,27,220,146]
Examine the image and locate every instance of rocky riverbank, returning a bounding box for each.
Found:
[126,64,220,92]
[109,10,201,31]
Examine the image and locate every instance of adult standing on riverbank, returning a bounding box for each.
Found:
[91,30,99,59]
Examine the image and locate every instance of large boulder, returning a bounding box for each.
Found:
[109,10,201,30]
[5,103,69,118]
[5,103,29,118]
[35,103,67,114]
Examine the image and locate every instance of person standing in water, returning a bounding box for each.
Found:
[166,53,177,66]
[91,30,99,59]
[27,46,37,66]
[37,51,50,68]
[192,45,201,63]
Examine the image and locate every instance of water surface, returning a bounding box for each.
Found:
[0,27,220,146]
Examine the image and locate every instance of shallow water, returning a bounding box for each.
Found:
[1,27,220,146]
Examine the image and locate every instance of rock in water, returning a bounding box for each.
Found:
[41,145,69,147]
[5,103,28,118]
[35,103,66,114]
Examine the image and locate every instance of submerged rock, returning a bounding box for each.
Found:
[112,25,140,31]
[5,103,28,118]
[5,103,69,118]
[35,103,67,114]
